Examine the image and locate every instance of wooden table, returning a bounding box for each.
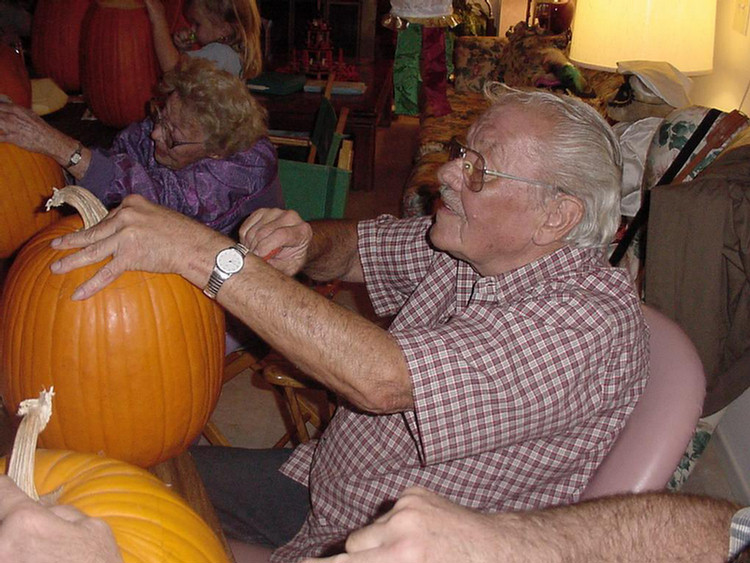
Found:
[257,59,394,192]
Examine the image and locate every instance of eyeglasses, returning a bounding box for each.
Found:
[149,99,205,150]
[447,137,559,193]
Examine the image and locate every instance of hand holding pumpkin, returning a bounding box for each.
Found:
[50,193,228,299]
[0,100,86,175]
[0,475,124,563]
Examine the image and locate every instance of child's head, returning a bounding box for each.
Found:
[185,0,262,79]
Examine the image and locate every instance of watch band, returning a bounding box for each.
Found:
[203,243,249,300]
[66,143,83,169]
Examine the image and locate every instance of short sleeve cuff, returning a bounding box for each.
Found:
[730,507,750,560]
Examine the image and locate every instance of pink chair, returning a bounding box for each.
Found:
[581,305,706,500]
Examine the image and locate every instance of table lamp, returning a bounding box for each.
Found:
[569,0,717,75]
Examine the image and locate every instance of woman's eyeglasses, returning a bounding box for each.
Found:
[149,99,205,150]
[447,137,559,193]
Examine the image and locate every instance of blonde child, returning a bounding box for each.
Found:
[144,0,262,79]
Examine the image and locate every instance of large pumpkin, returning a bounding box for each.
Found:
[1,390,229,563]
[80,0,160,128]
[0,188,226,467]
[0,144,65,259]
[0,42,32,107]
[30,0,93,93]
[0,449,229,562]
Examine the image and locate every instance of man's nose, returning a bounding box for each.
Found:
[437,158,465,191]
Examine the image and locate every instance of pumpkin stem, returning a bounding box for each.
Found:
[6,388,55,501]
[46,186,108,229]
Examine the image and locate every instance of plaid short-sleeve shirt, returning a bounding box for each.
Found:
[273,215,649,562]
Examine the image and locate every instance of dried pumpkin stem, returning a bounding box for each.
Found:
[6,388,55,501]
[46,185,108,229]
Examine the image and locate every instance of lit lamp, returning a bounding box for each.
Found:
[569,0,717,75]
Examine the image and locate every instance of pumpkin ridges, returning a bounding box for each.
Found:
[3,449,229,562]
[0,144,64,258]
[1,205,225,467]
[30,0,92,92]
[80,1,159,128]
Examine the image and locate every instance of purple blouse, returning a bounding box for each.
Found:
[80,120,283,236]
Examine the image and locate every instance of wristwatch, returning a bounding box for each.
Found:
[66,143,83,168]
[203,243,249,299]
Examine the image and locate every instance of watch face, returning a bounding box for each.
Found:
[216,248,244,274]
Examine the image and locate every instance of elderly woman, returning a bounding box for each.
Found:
[0,56,282,236]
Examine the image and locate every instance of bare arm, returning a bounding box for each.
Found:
[52,200,412,413]
[307,487,740,563]
[144,0,181,73]
[0,100,91,178]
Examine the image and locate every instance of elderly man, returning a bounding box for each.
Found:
[49,85,647,562]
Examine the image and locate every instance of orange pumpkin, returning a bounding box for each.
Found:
[0,189,226,467]
[80,0,160,128]
[0,144,65,259]
[0,42,32,107]
[30,0,93,93]
[0,448,229,563]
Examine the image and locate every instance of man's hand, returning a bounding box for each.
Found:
[0,476,124,563]
[239,208,313,276]
[50,194,226,300]
[304,487,503,563]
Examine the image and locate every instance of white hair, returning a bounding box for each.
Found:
[478,82,623,248]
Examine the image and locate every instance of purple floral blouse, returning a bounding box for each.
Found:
[80,120,283,236]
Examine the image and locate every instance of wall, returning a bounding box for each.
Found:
[497,0,750,113]
[499,0,527,35]
[692,0,750,114]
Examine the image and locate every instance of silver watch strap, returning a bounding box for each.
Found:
[202,243,249,299]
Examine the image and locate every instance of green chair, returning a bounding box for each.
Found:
[268,73,350,168]
[278,146,352,220]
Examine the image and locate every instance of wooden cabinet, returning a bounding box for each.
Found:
[260,0,380,62]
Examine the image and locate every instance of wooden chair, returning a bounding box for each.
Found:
[202,116,354,447]
[259,137,354,447]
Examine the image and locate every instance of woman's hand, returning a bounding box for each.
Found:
[173,28,197,51]
[0,99,72,158]
[50,194,227,300]
[239,208,313,276]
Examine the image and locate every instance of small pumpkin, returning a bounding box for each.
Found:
[0,187,225,467]
[0,390,230,563]
[80,0,160,128]
[0,41,32,107]
[30,0,93,93]
[0,143,65,259]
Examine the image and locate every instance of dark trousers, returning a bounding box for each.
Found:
[190,446,311,548]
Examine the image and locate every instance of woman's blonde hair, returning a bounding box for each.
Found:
[159,56,267,155]
[187,0,262,79]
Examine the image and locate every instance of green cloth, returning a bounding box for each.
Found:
[394,25,422,116]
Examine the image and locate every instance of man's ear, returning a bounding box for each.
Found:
[533,194,584,246]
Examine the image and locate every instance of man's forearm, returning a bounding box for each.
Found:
[302,219,363,283]
[219,252,412,413]
[507,492,739,563]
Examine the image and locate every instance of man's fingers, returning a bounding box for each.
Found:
[0,477,37,522]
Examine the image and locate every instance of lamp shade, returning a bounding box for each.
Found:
[569,0,717,75]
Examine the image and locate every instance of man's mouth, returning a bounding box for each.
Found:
[439,185,464,217]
